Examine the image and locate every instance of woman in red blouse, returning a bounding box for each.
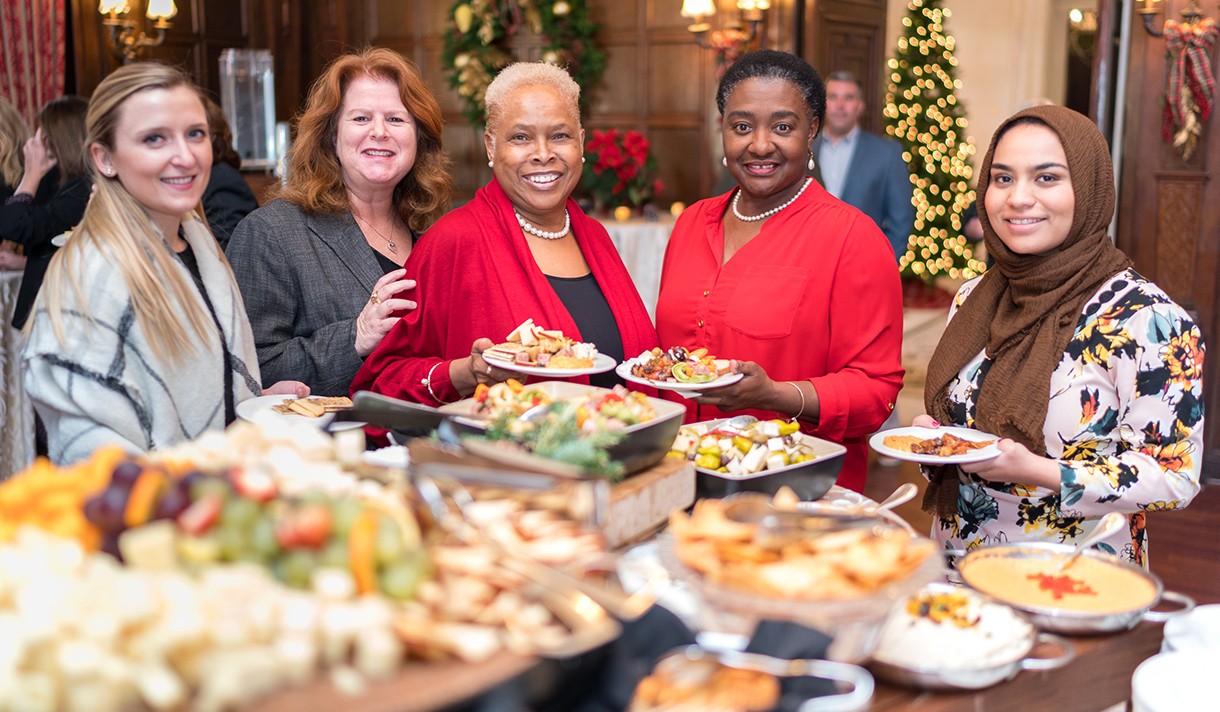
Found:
[655,50,904,491]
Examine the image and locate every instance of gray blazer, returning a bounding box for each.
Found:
[226,199,389,396]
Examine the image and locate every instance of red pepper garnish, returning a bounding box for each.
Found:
[1027,572,1097,600]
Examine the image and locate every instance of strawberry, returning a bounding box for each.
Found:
[177,493,223,536]
[293,505,333,549]
[230,466,278,502]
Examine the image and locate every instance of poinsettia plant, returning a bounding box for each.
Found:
[581,129,664,211]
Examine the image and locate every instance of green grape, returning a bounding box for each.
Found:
[330,498,363,538]
[250,514,279,557]
[374,516,406,565]
[219,497,261,531]
[177,533,221,565]
[215,524,246,561]
[378,556,426,600]
[278,549,317,589]
[189,477,231,502]
[318,539,350,570]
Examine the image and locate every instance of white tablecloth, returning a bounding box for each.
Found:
[604,216,674,321]
[1,270,35,477]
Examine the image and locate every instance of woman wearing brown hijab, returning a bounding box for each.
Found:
[914,105,1204,566]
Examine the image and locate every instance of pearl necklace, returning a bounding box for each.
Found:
[515,209,570,240]
[731,177,813,223]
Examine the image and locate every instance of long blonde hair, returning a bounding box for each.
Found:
[0,98,29,188]
[33,63,226,364]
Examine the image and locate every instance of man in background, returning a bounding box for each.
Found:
[814,71,914,260]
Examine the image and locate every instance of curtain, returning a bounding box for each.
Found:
[0,0,67,124]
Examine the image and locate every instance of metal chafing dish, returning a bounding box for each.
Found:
[956,541,1195,635]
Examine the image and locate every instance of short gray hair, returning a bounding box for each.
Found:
[484,62,581,133]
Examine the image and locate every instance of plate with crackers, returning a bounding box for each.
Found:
[481,318,616,376]
[236,395,362,430]
[869,426,1001,465]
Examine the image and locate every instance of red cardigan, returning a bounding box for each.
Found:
[351,180,658,404]
[655,180,904,491]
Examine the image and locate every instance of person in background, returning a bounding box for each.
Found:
[201,95,259,249]
[22,63,304,465]
[227,48,446,396]
[813,70,914,259]
[351,62,656,404]
[0,96,91,329]
[0,98,30,270]
[654,50,904,492]
[916,104,1203,565]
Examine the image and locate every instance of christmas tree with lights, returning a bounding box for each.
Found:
[884,0,985,281]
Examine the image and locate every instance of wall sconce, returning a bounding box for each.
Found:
[1136,0,1207,37]
[682,0,770,49]
[99,0,178,63]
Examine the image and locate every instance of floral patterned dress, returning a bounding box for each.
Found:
[934,269,1205,565]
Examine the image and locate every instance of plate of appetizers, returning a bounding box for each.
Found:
[236,395,361,430]
[481,318,616,376]
[869,426,1001,465]
[616,346,743,393]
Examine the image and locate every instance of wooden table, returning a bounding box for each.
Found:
[868,621,1163,711]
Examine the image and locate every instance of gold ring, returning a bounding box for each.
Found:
[369,291,381,305]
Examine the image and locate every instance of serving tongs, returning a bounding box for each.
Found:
[330,390,450,434]
[723,493,884,551]
[412,473,655,623]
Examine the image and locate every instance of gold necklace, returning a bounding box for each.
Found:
[355,214,401,255]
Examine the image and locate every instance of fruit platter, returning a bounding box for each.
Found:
[0,419,626,712]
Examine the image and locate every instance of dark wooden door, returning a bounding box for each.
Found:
[1114,1,1220,479]
[800,0,889,134]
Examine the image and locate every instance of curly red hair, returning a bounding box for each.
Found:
[279,47,451,233]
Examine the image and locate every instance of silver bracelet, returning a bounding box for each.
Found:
[420,360,449,404]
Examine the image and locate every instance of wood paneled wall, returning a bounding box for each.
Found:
[1115,1,1220,476]
[802,0,889,133]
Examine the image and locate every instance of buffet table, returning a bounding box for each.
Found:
[1,270,34,478]
[604,216,674,320]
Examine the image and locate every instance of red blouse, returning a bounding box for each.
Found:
[655,180,904,491]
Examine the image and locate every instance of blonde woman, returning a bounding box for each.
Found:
[22,64,306,465]
[0,97,29,201]
[0,98,31,273]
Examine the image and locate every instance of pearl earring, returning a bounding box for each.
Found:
[487,160,494,168]
[722,157,728,168]
[807,155,815,171]
[581,156,586,163]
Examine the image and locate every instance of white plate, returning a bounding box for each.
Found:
[614,361,743,394]
[235,395,364,431]
[869,426,1001,464]
[482,352,616,377]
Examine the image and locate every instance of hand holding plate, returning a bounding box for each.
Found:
[958,438,1062,490]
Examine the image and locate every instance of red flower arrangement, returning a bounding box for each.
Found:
[582,128,664,211]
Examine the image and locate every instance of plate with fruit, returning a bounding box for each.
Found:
[617,347,742,394]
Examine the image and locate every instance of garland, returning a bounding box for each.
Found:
[442,0,606,127]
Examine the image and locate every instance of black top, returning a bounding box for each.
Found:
[177,240,237,425]
[546,273,624,389]
[203,163,259,250]
[368,227,418,274]
[0,170,91,329]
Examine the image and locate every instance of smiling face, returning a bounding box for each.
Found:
[484,83,583,229]
[722,77,816,210]
[984,123,1075,256]
[91,85,212,239]
[824,79,864,139]
[336,75,418,198]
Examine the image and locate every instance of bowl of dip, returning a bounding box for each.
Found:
[869,582,1074,690]
[957,542,1195,634]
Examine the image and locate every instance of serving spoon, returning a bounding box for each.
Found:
[1056,511,1128,573]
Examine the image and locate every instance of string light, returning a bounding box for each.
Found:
[885,0,984,280]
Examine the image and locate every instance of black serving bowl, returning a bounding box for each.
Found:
[439,381,686,476]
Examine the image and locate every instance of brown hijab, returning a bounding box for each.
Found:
[922,105,1131,517]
